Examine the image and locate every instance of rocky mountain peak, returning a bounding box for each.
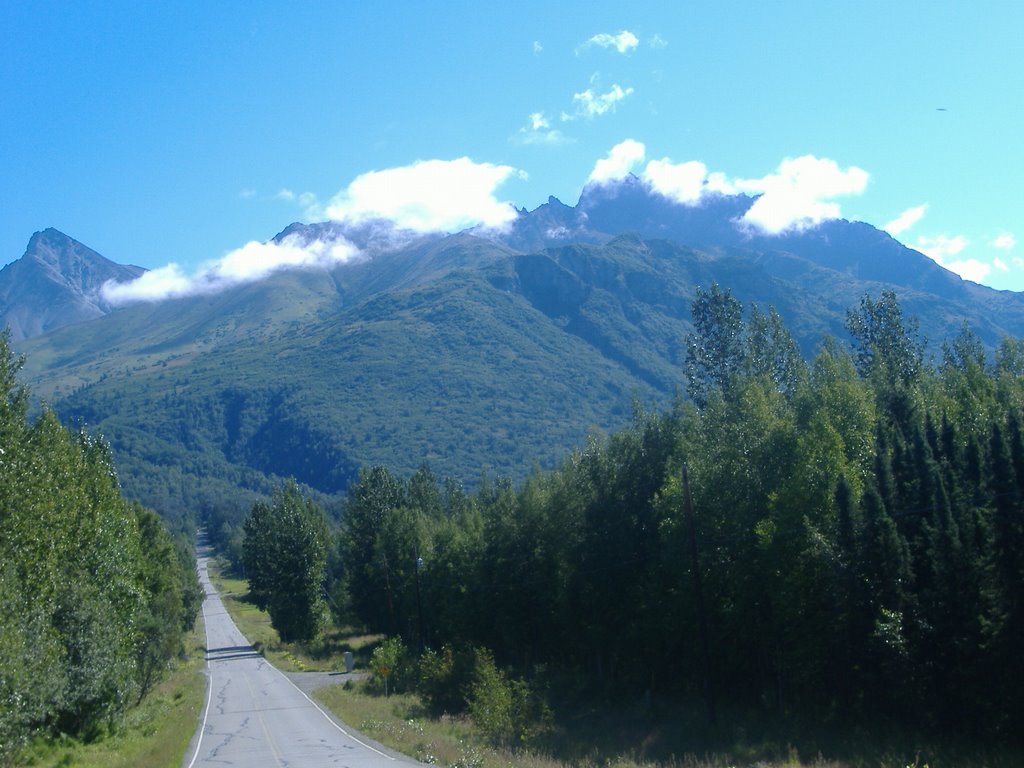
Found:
[1,229,146,341]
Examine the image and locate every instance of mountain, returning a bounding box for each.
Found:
[0,228,146,341]
[498,177,1024,348]
[12,182,1024,522]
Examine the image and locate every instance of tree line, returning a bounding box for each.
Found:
[236,287,1024,741]
[0,332,203,765]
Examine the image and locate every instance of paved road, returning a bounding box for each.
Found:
[184,544,414,768]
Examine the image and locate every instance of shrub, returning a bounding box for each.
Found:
[417,644,476,715]
[369,637,409,696]
[466,648,550,748]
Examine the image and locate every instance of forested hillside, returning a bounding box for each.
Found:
[272,288,1024,741]
[0,332,202,765]
[16,209,1024,527]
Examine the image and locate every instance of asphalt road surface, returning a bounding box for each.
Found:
[183,543,415,768]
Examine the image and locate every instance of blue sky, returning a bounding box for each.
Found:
[3,1,1023,291]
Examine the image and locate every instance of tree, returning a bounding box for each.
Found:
[340,466,406,630]
[369,637,407,697]
[684,283,745,408]
[133,505,195,701]
[745,303,806,397]
[846,290,925,387]
[243,481,329,643]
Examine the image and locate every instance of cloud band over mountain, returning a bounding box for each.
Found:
[586,140,870,235]
[102,235,360,306]
[101,140,1005,304]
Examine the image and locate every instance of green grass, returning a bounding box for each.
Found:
[314,684,490,768]
[207,557,382,672]
[17,617,207,768]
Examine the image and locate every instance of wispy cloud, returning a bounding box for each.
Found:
[565,84,634,120]
[884,203,928,236]
[942,258,990,284]
[648,34,668,49]
[916,233,969,260]
[102,235,359,306]
[914,233,990,282]
[992,232,1017,250]
[515,112,571,145]
[533,40,543,55]
[275,188,319,209]
[324,157,525,233]
[577,30,639,55]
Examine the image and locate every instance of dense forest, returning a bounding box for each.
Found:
[0,332,203,765]
[226,287,1024,743]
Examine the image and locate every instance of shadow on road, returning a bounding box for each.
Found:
[205,644,262,661]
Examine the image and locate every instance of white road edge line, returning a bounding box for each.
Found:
[185,567,214,768]
[268,662,397,760]
[190,550,397,763]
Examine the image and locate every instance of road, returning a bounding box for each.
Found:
[183,542,415,768]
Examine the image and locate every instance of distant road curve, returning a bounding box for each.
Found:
[183,539,418,768]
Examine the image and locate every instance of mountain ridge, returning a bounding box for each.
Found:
[9,183,1024,520]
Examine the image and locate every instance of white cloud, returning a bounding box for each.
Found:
[578,30,639,54]
[588,146,867,235]
[103,264,193,304]
[102,235,359,306]
[649,34,668,49]
[324,157,525,232]
[533,40,543,55]
[567,84,634,119]
[588,139,646,184]
[916,233,969,260]
[642,158,709,204]
[883,203,928,236]
[516,128,570,146]
[995,256,1010,272]
[514,111,571,145]
[239,188,257,200]
[943,258,991,284]
[914,233,991,283]
[734,155,870,234]
[992,232,1017,250]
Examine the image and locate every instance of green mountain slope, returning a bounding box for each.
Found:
[16,229,1024,523]
[17,236,669,520]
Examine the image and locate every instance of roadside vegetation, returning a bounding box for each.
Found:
[14,619,206,768]
[207,556,380,673]
[0,331,203,767]
[224,288,1024,766]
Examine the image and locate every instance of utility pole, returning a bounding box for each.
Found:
[683,463,717,725]
[382,553,395,633]
[414,556,425,654]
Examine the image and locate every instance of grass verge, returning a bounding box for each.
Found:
[18,615,207,768]
[314,683,488,768]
